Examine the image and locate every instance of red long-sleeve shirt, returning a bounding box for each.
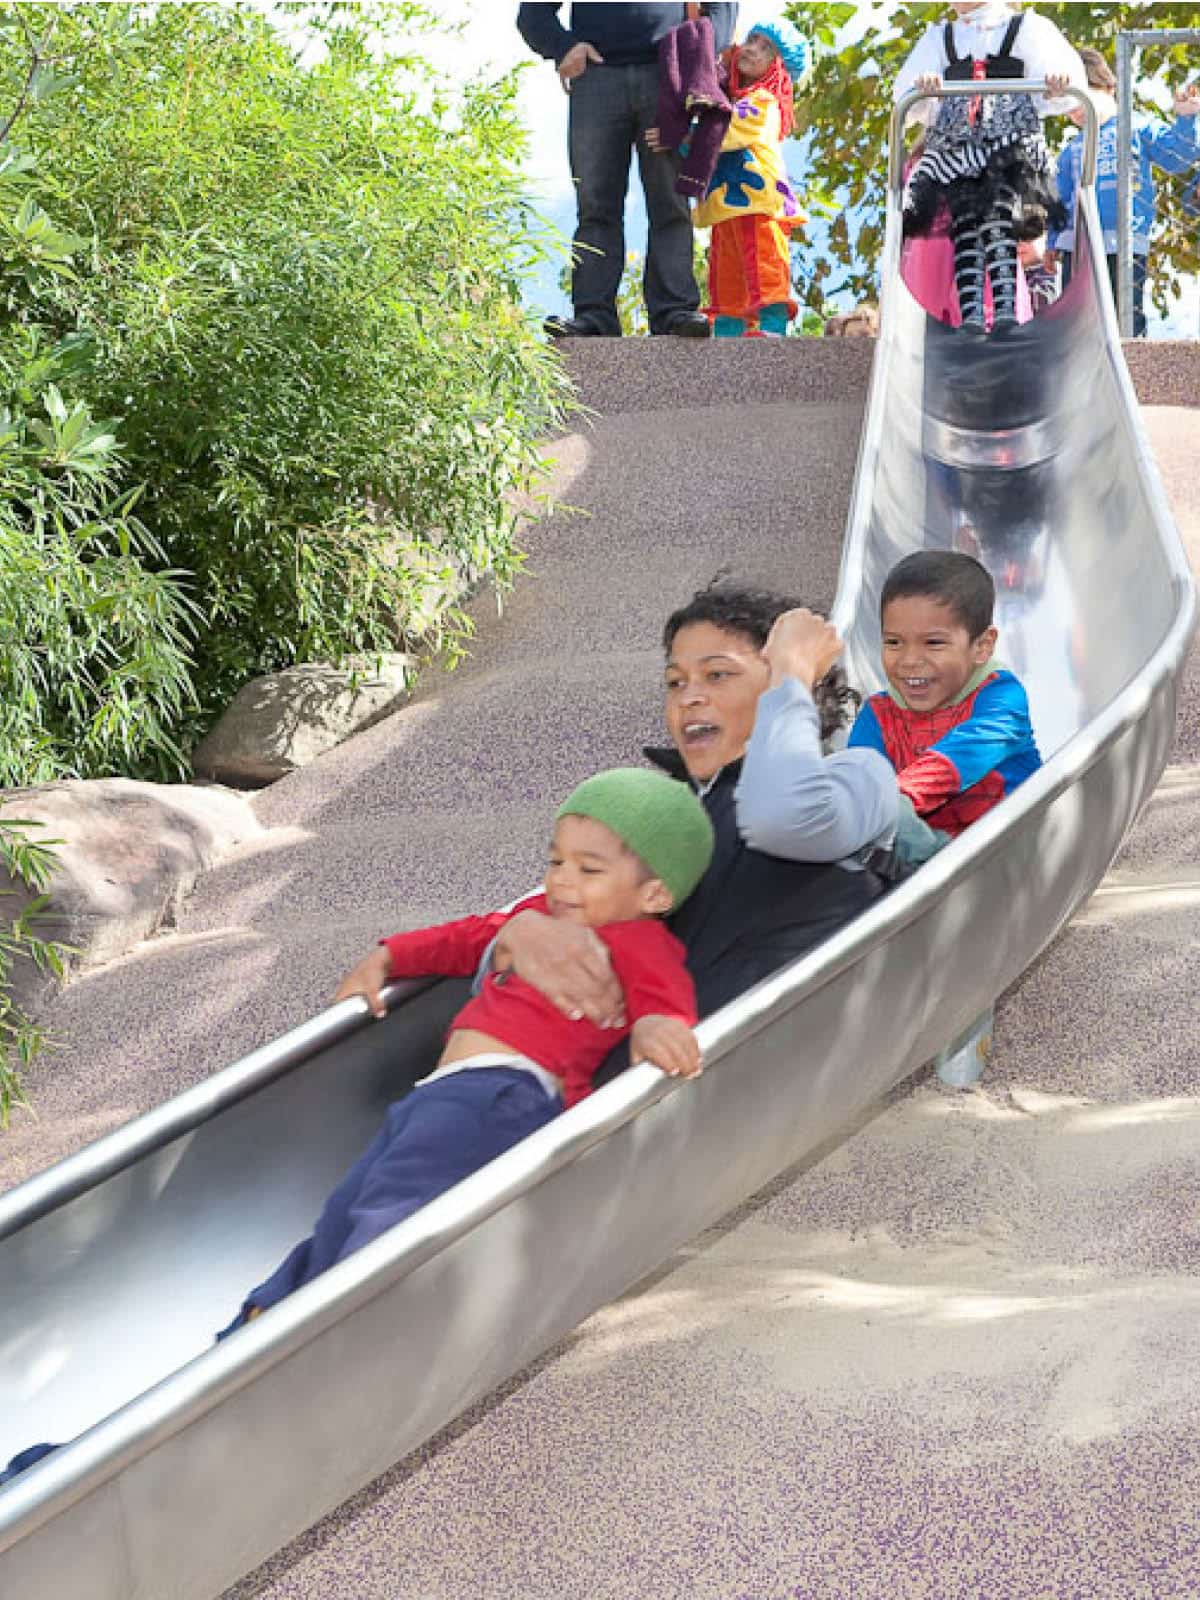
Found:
[381,894,696,1108]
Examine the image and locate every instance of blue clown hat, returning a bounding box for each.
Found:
[747,19,810,82]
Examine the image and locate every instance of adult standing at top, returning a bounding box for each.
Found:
[517,3,738,338]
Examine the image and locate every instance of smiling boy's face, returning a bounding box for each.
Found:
[545,815,672,928]
[881,594,997,712]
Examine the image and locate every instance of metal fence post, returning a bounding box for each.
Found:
[1116,32,1136,338]
[1115,28,1200,339]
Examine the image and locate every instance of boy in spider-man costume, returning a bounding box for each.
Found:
[849,551,1041,861]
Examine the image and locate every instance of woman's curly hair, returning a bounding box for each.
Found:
[662,579,860,742]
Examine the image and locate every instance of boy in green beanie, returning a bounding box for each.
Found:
[225,768,712,1330]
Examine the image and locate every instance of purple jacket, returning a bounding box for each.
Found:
[656,18,732,199]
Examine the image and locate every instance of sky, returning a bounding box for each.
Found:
[403,2,1197,334]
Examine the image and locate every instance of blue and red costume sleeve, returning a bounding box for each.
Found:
[847,700,890,761]
[894,675,1036,816]
[849,673,1041,833]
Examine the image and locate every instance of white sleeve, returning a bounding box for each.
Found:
[1020,13,1087,117]
[893,24,947,127]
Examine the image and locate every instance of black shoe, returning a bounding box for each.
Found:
[544,313,612,339]
[1,1442,61,1484]
[658,309,711,338]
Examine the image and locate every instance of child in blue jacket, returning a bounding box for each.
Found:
[1049,47,1200,336]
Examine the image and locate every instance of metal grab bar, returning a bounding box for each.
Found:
[889,82,1099,194]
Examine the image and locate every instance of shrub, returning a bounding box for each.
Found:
[0,114,202,783]
[0,816,69,1126]
[0,3,570,1117]
[5,1,570,736]
[0,363,201,785]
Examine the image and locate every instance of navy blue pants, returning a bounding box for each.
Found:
[0,1442,58,1486]
[224,1067,562,1331]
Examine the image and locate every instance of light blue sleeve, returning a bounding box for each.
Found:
[1049,140,1078,252]
[735,679,898,863]
[1145,114,1200,177]
[470,936,497,995]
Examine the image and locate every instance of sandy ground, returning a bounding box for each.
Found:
[2,345,1198,1598]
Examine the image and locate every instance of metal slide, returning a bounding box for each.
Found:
[1,87,1194,1599]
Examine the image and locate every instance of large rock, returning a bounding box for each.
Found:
[0,779,262,1005]
[191,655,416,787]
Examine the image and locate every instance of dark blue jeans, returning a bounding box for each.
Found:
[223,1066,562,1330]
[567,61,699,334]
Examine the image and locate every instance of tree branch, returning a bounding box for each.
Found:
[0,10,60,145]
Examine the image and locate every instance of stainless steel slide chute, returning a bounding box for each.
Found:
[1,87,1194,1599]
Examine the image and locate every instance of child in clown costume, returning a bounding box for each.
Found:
[692,20,810,338]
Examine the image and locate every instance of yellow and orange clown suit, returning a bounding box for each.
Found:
[693,49,807,336]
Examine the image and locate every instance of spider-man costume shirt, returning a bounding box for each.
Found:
[847,666,1041,836]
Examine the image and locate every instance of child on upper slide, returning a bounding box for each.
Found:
[690,19,809,337]
[1016,205,1058,314]
[849,552,1042,864]
[899,136,1034,328]
[895,2,1084,333]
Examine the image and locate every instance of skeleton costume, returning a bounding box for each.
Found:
[894,4,1084,329]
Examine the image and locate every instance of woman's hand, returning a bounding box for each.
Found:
[914,73,942,94]
[1044,72,1070,96]
[558,41,603,89]
[334,946,392,1020]
[762,608,843,691]
[645,126,668,153]
[493,908,625,1029]
[630,1015,702,1078]
[1174,82,1200,118]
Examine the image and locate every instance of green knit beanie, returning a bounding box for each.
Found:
[556,768,714,910]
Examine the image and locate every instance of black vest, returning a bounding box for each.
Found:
[943,15,1024,82]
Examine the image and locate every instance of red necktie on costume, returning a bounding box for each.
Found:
[969,57,986,126]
